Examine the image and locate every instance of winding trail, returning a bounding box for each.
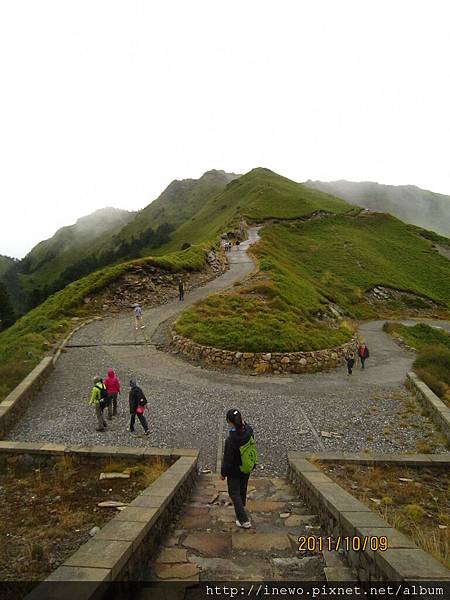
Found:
[7,228,448,473]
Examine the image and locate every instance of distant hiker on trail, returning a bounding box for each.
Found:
[89,376,108,432]
[236,239,240,250]
[345,351,356,376]
[358,343,370,369]
[178,279,185,302]
[221,409,258,529]
[104,368,121,418]
[133,303,145,330]
[128,378,150,435]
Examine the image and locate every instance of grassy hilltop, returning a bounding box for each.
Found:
[174,172,450,352]
[305,179,450,238]
[152,168,351,254]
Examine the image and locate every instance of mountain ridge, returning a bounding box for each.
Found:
[304,179,450,237]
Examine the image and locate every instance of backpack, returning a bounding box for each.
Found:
[95,384,108,404]
[239,436,258,474]
[365,346,369,358]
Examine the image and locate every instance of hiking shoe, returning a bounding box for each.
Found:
[127,428,135,433]
[144,430,150,436]
[236,520,251,529]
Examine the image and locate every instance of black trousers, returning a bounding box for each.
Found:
[346,359,355,374]
[361,357,366,369]
[130,412,149,432]
[227,474,250,523]
[179,289,184,301]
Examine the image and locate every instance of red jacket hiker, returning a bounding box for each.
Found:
[358,345,369,358]
[104,369,121,394]
[103,368,121,418]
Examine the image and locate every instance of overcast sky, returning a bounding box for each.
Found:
[1,1,449,258]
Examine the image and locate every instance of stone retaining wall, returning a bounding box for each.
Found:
[0,443,199,599]
[406,371,450,443]
[288,453,450,582]
[171,329,355,374]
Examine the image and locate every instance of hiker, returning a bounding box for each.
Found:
[133,303,145,330]
[178,279,185,302]
[104,368,121,418]
[236,240,240,250]
[358,343,370,369]
[220,409,258,529]
[128,377,150,435]
[89,376,108,432]
[345,351,355,375]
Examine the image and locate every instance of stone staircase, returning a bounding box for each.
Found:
[138,473,353,595]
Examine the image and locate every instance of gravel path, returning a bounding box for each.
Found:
[7,228,449,474]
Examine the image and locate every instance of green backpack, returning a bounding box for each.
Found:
[239,436,258,474]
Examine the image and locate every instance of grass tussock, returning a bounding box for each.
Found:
[322,463,449,569]
[0,456,168,581]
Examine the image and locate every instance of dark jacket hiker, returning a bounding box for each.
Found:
[345,351,355,375]
[221,409,257,529]
[128,378,149,435]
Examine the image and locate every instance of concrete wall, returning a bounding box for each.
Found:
[406,371,450,443]
[0,443,199,599]
[288,453,450,582]
[0,357,54,439]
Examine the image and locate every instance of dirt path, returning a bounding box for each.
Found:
[7,228,448,472]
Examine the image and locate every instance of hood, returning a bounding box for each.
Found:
[107,369,115,378]
[230,422,253,444]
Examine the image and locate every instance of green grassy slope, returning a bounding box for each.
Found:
[384,322,450,403]
[152,168,351,255]
[305,180,450,238]
[0,255,15,279]
[176,209,450,352]
[114,170,238,254]
[6,208,135,313]
[19,208,134,287]
[9,171,237,312]
[0,245,208,401]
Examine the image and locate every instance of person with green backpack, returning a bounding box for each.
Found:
[220,409,258,529]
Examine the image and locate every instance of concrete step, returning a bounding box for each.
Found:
[145,475,329,584]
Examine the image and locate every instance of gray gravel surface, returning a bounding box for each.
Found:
[7,228,448,474]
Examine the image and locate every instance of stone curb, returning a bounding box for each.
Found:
[25,449,198,599]
[287,451,450,467]
[406,371,450,443]
[171,328,355,375]
[0,440,199,460]
[52,316,103,365]
[288,455,450,581]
